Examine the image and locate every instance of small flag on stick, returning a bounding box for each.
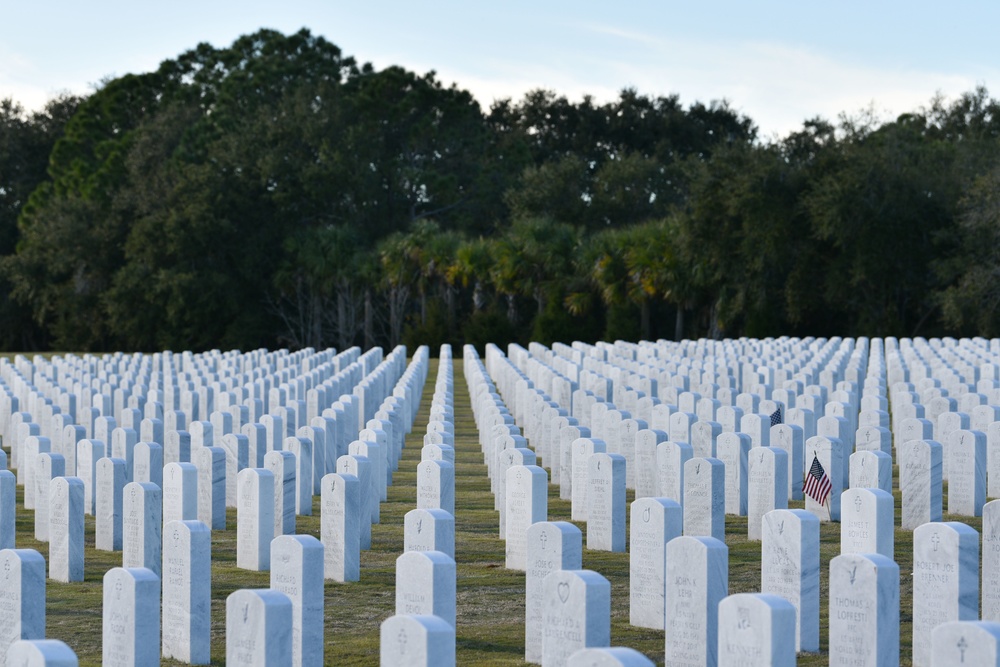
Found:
[769,406,783,427]
[803,455,831,506]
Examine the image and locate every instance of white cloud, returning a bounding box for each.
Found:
[402,26,999,139]
[4,20,997,142]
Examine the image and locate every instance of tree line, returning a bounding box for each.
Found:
[1,28,999,354]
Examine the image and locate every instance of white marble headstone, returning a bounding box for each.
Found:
[0,548,46,665]
[683,457,725,541]
[541,569,611,667]
[225,589,292,665]
[121,481,161,576]
[49,477,83,583]
[505,465,548,569]
[912,521,980,667]
[761,508,819,652]
[101,566,159,667]
[321,472,360,582]
[270,534,324,667]
[629,497,681,629]
[395,550,456,629]
[828,552,899,667]
[664,535,728,667]
[235,468,274,571]
[716,432,750,517]
[379,614,455,667]
[931,620,1000,667]
[716,593,796,667]
[404,507,455,560]
[524,521,582,664]
[899,439,943,530]
[747,446,787,540]
[586,453,626,552]
[839,487,894,558]
[161,519,211,664]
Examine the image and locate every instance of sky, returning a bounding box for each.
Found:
[2,1,998,139]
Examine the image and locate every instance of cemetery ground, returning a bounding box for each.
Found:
[1,354,972,666]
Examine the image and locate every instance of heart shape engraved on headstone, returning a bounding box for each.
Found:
[557,581,570,603]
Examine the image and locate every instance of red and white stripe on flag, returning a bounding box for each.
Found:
[803,455,831,506]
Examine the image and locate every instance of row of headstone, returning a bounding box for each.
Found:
[0,345,436,664]
[407,346,456,560]
[465,347,659,665]
[380,345,459,664]
[501,337,1000,540]
[481,338,1000,666]
[1,346,413,550]
[1,346,368,482]
[2,344,409,507]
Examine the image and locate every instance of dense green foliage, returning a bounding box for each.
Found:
[2,28,999,352]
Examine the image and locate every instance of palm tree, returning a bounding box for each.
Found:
[447,237,495,313]
[378,232,418,346]
[491,217,579,323]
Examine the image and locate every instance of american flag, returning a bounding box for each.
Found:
[803,455,831,506]
[769,406,782,427]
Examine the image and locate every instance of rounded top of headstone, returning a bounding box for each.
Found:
[6,639,79,665]
[405,507,454,523]
[667,534,728,554]
[396,549,455,568]
[567,647,655,667]
[271,533,323,557]
[830,550,898,573]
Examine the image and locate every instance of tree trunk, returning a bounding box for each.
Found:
[472,280,485,312]
[535,288,546,317]
[640,299,650,341]
[445,285,455,333]
[337,289,349,350]
[310,290,322,350]
[388,285,409,347]
[364,289,374,350]
[708,301,723,340]
[674,306,684,341]
[506,294,517,324]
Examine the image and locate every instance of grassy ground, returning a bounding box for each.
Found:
[2,356,979,664]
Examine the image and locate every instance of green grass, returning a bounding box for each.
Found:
[2,357,978,664]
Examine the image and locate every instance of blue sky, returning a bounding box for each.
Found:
[2,1,997,138]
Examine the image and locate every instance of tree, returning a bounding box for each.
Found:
[938,163,1000,335]
[0,95,80,349]
[802,111,959,335]
[448,237,495,313]
[491,218,579,326]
